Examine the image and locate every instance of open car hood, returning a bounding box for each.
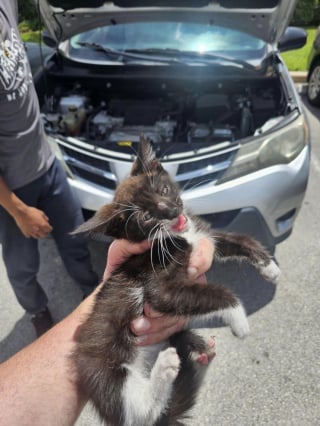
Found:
[34,0,297,45]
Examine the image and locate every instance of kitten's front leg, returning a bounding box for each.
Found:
[214,231,281,283]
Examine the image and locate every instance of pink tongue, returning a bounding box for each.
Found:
[171,214,187,232]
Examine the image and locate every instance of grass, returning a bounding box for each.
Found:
[18,21,42,43]
[18,21,316,71]
[281,27,317,71]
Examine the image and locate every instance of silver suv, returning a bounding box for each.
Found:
[33,0,310,253]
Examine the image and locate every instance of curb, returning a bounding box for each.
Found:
[290,71,307,83]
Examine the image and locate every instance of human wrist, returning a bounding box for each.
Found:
[0,191,28,220]
[9,198,29,219]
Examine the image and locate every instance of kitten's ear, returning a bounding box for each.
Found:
[71,203,119,237]
[131,134,163,176]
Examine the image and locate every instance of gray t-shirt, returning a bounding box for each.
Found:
[0,0,55,190]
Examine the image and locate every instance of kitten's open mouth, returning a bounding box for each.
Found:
[171,215,188,233]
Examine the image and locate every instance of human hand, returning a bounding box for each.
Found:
[103,239,151,280]
[104,237,215,346]
[14,206,53,238]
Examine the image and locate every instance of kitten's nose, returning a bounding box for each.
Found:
[168,207,179,219]
[157,202,179,219]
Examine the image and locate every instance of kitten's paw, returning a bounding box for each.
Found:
[190,337,216,366]
[229,304,250,339]
[259,259,281,283]
[156,348,180,381]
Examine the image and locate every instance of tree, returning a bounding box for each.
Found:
[292,0,317,25]
[18,0,40,30]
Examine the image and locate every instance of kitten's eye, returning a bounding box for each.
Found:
[161,185,169,196]
[144,213,152,221]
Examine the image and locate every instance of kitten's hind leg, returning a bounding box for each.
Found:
[214,231,281,283]
[171,330,216,366]
[122,347,180,426]
[149,283,250,338]
[154,331,215,426]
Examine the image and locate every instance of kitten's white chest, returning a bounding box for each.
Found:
[181,215,211,248]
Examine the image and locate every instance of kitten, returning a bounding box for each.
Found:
[73,136,280,426]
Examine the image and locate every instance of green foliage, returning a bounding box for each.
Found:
[17,0,41,31]
[292,0,318,25]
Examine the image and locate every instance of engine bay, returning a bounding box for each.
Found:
[40,74,289,150]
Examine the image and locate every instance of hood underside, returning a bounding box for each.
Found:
[34,0,297,45]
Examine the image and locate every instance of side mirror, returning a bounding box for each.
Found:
[278,27,307,52]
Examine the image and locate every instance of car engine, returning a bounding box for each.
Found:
[41,79,285,149]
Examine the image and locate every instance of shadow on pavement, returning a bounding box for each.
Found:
[0,315,35,363]
[207,259,277,317]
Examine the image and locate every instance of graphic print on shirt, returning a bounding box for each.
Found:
[0,27,32,101]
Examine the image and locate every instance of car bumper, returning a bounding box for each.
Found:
[63,144,309,250]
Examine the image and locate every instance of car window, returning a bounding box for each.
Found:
[69,22,265,59]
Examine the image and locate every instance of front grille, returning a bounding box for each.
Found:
[57,138,238,191]
[59,143,117,190]
[63,146,112,173]
[175,149,237,190]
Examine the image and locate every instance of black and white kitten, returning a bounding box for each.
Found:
[73,136,280,426]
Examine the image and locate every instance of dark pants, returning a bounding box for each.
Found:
[0,159,99,314]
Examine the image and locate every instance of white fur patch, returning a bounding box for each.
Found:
[219,304,250,338]
[259,260,281,283]
[129,287,144,310]
[180,214,212,248]
[188,302,250,339]
[121,344,177,426]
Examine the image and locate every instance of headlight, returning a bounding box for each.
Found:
[218,115,307,184]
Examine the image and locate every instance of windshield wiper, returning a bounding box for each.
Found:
[125,48,258,72]
[76,42,184,64]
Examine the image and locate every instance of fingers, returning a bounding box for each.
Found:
[17,208,53,239]
[132,315,187,346]
[131,303,187,346]
[188,237,215,279]
[22,225,52,239]
[103,239,150,280]
[30,223,52,239]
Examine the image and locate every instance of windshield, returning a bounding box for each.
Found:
[68,22,266,62]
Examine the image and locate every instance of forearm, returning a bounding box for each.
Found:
[0,297,94,426]
[0,176,27,218]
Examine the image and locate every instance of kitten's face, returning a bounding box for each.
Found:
[75,137,187,241]
[112,167,184,240]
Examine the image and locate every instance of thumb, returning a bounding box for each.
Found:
[103,239,150,280]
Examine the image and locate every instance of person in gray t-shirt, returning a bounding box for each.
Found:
[0,0,98,337]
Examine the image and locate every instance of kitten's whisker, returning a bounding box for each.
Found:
[136,213,146,235]
[164,228,185,253]
[162,229,184,266]
[150,227,162,275]
[150,237,156,275]
[124,211,139,238]
[148,224,161,274]
[88,207,135,233]
[161,235,174,267]
[116,202,139,210]
[158,229,169,274]
[180,178,215,192]
[148,223,160,242]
